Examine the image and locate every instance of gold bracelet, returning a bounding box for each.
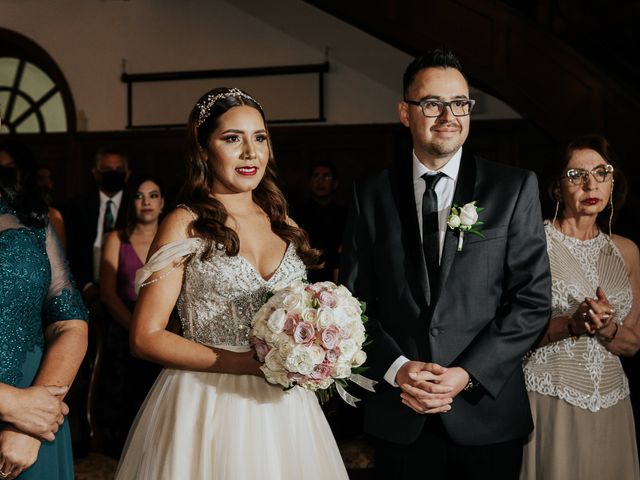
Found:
[599,322,619,343]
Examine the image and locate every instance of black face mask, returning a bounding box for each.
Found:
[100,170,126,193]
[0,165,18,191]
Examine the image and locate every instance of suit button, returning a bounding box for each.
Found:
[430,327,441,336]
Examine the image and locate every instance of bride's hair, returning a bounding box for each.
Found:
[181,87,321,268]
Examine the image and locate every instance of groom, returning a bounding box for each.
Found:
[340,49,551,478]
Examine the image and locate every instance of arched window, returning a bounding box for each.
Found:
[0,28,75,134]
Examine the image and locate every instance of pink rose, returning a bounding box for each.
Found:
[288,372,310,385]
[284,313,302,336]
[311,363,332,380]
[293,322,316,345]
[320,326,340,350]
[305,283,323,295]
[317,290,337,308]
[325,347,340,364]
[250,336,271,362]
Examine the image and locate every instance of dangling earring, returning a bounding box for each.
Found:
[552,200,560,229]
[607,178,615,254]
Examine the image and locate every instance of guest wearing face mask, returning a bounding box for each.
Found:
[63,148,131,304]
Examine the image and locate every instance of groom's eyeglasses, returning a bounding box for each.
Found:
[561,165,614,185]
[404,98,476,117]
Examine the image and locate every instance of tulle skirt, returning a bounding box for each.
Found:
[115,367,349,479]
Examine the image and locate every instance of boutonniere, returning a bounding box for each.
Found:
[447,201,485,251]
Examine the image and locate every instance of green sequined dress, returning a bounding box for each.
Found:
[0,196,88,479]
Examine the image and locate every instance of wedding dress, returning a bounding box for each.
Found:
[115,237,349,479]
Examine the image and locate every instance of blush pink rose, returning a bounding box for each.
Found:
[305,283,323,295]
[284,313,302,336]
[293,322,316,345]
[320,326,340,350]
[325,347,340,364]
[317,290,337,308]
[311,363,332,380]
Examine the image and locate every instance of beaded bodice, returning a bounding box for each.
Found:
[0,197,88,386]
[173,240,306,347]
[523,222,632,411]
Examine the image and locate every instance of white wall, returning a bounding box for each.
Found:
[0,0,519,131]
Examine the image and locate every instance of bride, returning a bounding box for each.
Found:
[115,87,349,479]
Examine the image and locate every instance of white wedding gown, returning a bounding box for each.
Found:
[115,238,349,479]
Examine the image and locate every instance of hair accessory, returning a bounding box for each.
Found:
[195,88,261,127]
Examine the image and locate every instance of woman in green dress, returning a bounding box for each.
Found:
[0,115,88,479]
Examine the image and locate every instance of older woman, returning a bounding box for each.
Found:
[521,134,640,479]
[0,115,88,480]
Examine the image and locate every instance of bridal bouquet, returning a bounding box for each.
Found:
[250,281,375,406]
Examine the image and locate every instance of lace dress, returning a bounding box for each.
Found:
[0,196,88,480]
[115,238,349,479]
[521,222,639,479]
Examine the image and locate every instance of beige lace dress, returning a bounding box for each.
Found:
[521,223,639,479]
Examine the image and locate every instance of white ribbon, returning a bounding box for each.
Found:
[457,231,465,252]
[335,373,377,407]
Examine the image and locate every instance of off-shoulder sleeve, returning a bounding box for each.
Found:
[42,223,89,327]
[135,238,201,294]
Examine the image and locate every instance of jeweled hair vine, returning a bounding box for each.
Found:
[195,88,262,128]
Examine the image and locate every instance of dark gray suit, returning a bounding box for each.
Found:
[340,151,551,448]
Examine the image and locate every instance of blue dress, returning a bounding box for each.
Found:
[0,196,88,479]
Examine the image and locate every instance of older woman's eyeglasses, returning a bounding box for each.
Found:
[561,164,614,185]
[404,98,476,117]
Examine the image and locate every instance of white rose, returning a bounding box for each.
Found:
[459,202,478,226]
[335,305,360,327]
[334,362,352,379]
[267,309,287,333]
[264,349,284,372]
[351,350,367,367]
[285,345,314,375]
[316,308,334,329]
[447,214,461,229]
[301,308,318,326]
[283,293,302,310]
[308,344,326,365]
[317,377,334,390]
[338,339,358,361]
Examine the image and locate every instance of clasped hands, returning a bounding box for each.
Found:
[569,287,617,339]
[396,361,469,415]
[0,385,68,480]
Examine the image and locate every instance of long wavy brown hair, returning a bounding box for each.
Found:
[181,87,321,269]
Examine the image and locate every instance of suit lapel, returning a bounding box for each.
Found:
[436,153,477,305]
[390,159,431,305]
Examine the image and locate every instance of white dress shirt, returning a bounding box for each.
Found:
[383,148,463,386]
[92,190,123,281]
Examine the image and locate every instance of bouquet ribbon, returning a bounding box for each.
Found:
[336,373,377,407]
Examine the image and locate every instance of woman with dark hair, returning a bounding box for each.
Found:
[521,134,640,479]
[0,117,88,479]
[115,88,348,479]
[0,141,67,250]
[98,174,164,455]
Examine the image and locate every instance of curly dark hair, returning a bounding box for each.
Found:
[180,87,321,268]
[548,134,628,232]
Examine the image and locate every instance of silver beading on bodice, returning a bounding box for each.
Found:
[175,241,306,348]
[523,223,632,412]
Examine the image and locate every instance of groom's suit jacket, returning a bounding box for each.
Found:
[340,151,551,446]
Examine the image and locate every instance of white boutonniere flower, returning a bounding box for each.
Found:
[447,201,485,251]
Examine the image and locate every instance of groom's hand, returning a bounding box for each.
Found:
[437,367,470,398]
[396,361,453,414]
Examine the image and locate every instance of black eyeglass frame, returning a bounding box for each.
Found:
[403,98,476,118]
[560,164,614,185]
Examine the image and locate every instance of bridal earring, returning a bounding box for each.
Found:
[552,200,560,228]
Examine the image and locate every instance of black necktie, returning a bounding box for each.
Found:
[421,172,445,297]
[103,199,115,233]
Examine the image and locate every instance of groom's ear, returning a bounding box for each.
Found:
[398,101,410,127]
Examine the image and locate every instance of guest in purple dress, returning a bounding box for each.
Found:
[97,174,164,457]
